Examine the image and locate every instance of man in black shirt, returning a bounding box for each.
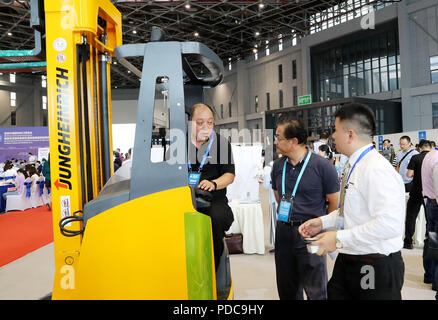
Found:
[188,103,235,270]
[271,117,340,300]
[404,139,432,249]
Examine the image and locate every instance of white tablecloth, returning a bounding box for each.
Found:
[226,200,265,254]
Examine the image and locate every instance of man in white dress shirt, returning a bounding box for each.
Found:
[299,103,405,300]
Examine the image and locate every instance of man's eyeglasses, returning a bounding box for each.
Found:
[274,134,287,142]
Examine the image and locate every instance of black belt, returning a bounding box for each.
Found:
[340,251,400,264]
[426,197,437,204]
[279,220,307,227]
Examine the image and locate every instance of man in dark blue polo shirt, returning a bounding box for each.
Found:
[271,117,340,300]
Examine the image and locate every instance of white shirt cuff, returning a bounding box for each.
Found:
[336,229,352,247]
[320,209,339,230]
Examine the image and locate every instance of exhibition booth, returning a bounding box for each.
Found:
[0,127,50,213]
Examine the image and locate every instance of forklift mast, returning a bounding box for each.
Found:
[45,0,228,299]
[44,0,122,299]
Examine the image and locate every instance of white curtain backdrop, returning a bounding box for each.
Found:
[112,123,136,155]
[226,144,263,202]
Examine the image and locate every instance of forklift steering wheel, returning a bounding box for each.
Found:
[194,189,213,210]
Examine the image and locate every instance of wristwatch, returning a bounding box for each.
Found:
[210,180,217,191]
[335,232,343,249]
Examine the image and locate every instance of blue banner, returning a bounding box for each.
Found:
[378,135,383,151]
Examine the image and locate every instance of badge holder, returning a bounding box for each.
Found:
[188,172,201,188]
[187,132,215,189]
[278,196,293,223]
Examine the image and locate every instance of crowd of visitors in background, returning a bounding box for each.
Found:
[0,153,50,182]
[113,147,132,172]
[0,152,51,210]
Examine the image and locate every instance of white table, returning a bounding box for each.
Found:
[414,206,427,246]
[226,200,265,254]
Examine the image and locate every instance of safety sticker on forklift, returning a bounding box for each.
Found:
[60,195,71,226]
[53,37,67,52]
[56,53,66,63]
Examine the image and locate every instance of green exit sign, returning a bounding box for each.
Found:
[298,94,312,106]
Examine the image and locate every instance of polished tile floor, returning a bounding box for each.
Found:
[0,187,435,300]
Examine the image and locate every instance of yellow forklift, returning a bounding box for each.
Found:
[41,0,232,299]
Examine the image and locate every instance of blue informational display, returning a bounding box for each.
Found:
[378,135,383,151]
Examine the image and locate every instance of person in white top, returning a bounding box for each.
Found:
[1,162,17,179]
[313,132,330,154]
[28,152,37,164]
[299,103,405,300]
[27,165,40,187]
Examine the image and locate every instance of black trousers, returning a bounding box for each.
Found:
[199,198,234,270]
[328,251,405,300]
[404,194,425,245]
[274,222,328,300]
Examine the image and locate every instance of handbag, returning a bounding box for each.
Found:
[423,231,438,260]
[225,233,243,254]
